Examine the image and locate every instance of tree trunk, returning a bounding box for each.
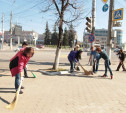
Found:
[53,14,63,70]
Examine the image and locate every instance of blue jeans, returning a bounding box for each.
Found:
[105,60,113,76]
[69,61,74,72]
[96,59,99,72]
[15,73,20,90]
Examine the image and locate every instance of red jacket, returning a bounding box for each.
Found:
[9,48,30,77]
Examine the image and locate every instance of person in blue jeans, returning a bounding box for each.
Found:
[89,47,100,73]
[96,54,100,72]
[96,47,113,79]
[68,50,77,73]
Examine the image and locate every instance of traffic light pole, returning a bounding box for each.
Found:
[107,0,114,59]
[90,0,96,66]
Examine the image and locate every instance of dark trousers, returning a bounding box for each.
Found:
[93,59,99,72]
[69,61,74,72]
[24,67,27,77]
[117,61,126,71]
[15,73,20,90]
[105,60,113,76]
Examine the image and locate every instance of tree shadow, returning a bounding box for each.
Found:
[0,97,10,104]
[0,91,15,93]
[0,59,10,62]
[28,61,69,66]
[0,74,10,77]
[0,88,15,90]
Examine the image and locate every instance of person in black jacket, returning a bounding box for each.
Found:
[75,49,83,71]
[116,49,126,71]
[96,47,113,79]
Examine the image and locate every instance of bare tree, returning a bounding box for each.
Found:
[40,0,84,69]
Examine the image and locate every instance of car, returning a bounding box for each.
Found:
[84,48,90,52]
[14,46,22,52]
[114,48,120,53]
[36,44,45,49]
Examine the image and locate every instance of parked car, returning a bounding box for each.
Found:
[114,48,120,53]
[14,46,22,52]
[36,44,45,49]
[84,48,90,52]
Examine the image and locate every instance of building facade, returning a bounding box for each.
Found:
[83,28,122,49]
[4,30,40,44]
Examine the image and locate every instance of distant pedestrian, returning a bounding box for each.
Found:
[22,42,29,78]
[9,47,34,94]
[116,49,126,71]
[96,47,113,79]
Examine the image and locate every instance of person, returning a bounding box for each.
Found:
[75,49,83,71]
[68,49,82,75]
[116,49,126,71]
[9,47,34,94]
[96,47,113,79]
[22,42,28,78]
[96,53,100,72]
[74,45,80,51]
[88,46,100,73]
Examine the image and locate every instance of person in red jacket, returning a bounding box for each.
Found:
[9,47,34,94]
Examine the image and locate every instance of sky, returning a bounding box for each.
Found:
[0,0,126,43]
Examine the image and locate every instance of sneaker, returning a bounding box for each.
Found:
[111,75,113,79]
[19,90,23,94]
[101,74,107,77]
[71,72,75,76]
[21,86,24,89]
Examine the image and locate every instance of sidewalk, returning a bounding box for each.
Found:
[0,50,126,113]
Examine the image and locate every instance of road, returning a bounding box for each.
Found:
[0,48,126,113]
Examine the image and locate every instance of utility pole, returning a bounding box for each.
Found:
[1,13,4,50]
[107,0,114,59]
[10,11,13,50]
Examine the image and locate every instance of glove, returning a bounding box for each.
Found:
[21,76,24,81]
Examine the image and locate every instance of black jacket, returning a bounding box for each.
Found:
[117,52,125,61]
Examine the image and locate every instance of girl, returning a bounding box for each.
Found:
[68,49,83,74]
[9,47,34,94]
[96,47,113,79]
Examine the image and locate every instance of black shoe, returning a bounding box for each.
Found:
[24,75,28,78]
[19,90,23,94]
[116,70,119,71]
[123,70,126,71]
[21,86,24,89]
[76,67,80,71]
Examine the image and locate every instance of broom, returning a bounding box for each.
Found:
[31,72,37,78]
[6,78,23,110]
[79,62,93,75]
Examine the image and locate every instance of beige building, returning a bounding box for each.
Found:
[83,29,121,49]
[4,30,39,44]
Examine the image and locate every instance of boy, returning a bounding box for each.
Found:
[116,49,126,71]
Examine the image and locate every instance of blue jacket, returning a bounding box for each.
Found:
[68,51,77,62]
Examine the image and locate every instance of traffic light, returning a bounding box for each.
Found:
[86,17,92,33]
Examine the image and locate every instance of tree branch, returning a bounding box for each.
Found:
[68,3,77,9]
[63,0,69,11]
[53,0,61,16]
